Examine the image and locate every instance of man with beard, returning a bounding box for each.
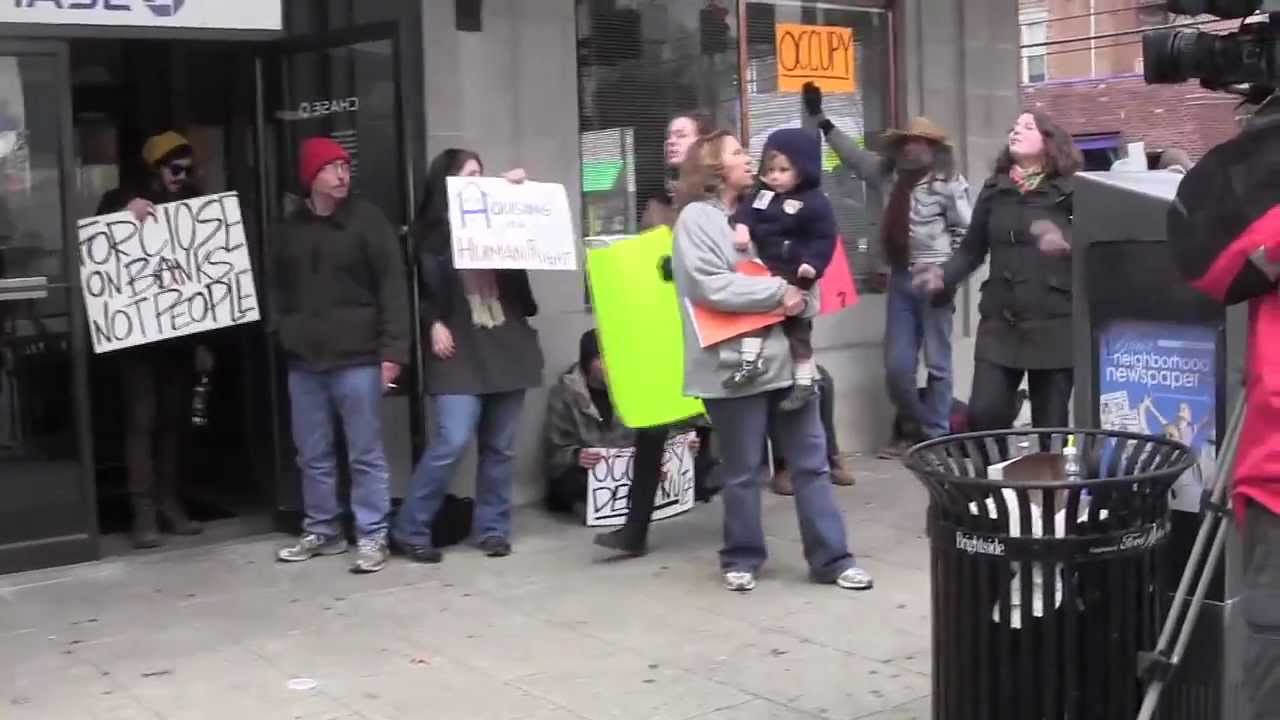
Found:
[801,83,971,457]
[96,131,213,548]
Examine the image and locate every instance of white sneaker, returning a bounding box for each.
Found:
[724,571,757,592]
[836,566,874,590]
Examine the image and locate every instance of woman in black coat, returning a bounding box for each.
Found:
[914,110,1082,430]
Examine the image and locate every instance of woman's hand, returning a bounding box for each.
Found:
[780,286,806,316]
[1031,220,1070,256]
[126,198,155,223]
[502,168,528,184]
[911,264,945,294]
[429,321,456,360]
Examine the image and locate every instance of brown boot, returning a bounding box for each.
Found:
[830,457,857,486]
[131,495,162,549]
[770,469,794,496]
[158,497,203,536]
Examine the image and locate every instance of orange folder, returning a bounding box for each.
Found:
[687,260,784,348]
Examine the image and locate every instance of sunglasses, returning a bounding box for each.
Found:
[166,162,193,178]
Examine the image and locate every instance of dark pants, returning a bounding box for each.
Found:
[1243,501,1280,719]
[967,360,1073,431]
[121,350,191,502]
[783,316,814,361]
[707,391,853,580]
[774,366,837,471]
[611,426,670,546]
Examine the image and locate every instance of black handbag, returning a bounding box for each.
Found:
[430,493,474,547]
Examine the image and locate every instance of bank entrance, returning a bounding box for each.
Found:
[0,15,422,573]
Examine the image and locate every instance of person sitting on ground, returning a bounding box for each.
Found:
[544,330,717,519]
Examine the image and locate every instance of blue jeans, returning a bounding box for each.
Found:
[885,268,954,439]
[288,364,390,539]
[705,392,854,582]
[394,391,525,547]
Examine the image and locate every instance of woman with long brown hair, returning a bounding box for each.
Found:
[914,110,1082,429]
[670,130,872,592]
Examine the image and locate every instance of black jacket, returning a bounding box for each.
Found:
[415,221,537,326]
[269,197,411,370]
[943,173,1075,370]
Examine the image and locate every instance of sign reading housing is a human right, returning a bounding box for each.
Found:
[446,176,578,271]
[76,192,260,354]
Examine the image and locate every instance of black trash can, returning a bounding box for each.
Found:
[904,429,1195,720]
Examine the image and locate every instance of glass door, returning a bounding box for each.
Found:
[0,40,97,572]
[256,25,420,530]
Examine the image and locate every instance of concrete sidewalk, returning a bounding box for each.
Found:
[0,457,932,720]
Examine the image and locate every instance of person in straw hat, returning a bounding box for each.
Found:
[801,82,972,458]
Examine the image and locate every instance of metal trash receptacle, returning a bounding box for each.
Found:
[904,429,1195,720]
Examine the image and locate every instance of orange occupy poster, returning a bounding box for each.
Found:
[775,24,856,94]
[687,261,784,348]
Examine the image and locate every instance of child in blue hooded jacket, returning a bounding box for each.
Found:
[728,127,838,411]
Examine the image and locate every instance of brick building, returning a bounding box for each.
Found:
[1019,0,1242,164]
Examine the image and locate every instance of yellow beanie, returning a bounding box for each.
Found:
[141,131,191,167]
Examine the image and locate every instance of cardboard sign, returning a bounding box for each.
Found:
[446,176,577,271]
[775,24,856,94]
[586,227,705,429]
[819,239,859,314]
[76,192,260,354]
[585,432,697,527]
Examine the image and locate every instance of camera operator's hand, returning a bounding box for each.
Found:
[802,82,825,118]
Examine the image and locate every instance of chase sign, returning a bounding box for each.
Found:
[2,0,282,30]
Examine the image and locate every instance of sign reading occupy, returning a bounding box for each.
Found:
[446,176,578,271]
[774,23,856,94]
[76,192,260,354]
[585,432,697,527]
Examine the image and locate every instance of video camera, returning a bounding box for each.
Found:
[1143,1,1280,92]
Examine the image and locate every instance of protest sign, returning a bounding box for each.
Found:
[76,192,260,354]
[819,239,859,314]
[585,432,697,527]
[446,177,578,271]
[1098,320,1218,513]
[775,23,856,94]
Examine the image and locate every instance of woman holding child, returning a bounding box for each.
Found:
[670,128,872,592]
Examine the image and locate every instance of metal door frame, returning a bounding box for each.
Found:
[0,38,99,573]
[253,23,422,530]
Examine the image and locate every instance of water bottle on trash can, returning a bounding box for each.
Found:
[1062,435,1082,480]
[191,374,212,428]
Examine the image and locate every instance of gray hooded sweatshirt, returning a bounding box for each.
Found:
[672,199,818,400]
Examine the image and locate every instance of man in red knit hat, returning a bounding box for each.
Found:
[271,137,410,574]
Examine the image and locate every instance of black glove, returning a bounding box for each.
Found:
[802,82,824,117]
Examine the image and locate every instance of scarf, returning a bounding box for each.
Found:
[1010,164,1045,194]
[459,269,506,328]
[881,168,927,271]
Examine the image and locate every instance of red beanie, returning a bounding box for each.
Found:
[298,137,351,188]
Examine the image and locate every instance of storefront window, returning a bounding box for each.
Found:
[575,0,742,241]
[575,1,893,287]
[743,0,892,286]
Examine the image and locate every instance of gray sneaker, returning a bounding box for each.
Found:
[351,533,389,574]
[277,533,348,563]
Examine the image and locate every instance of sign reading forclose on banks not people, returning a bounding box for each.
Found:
[446,176,578,271]
[775,23,857,94]
[1,0,282,31]
[76,192,260,354]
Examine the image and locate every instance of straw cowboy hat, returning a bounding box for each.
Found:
[883,116,950,145]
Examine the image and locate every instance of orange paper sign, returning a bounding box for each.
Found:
[775,23,856,94]
[688,261,784,348]
[819,239,859,315]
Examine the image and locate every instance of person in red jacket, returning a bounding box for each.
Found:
[1168,96,1280,720]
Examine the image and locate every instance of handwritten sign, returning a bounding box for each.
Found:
[775,24,856,94]
[585,432,696,527]
[819,238,859,314]
[446,177,578,271]
[76,192,260,354]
